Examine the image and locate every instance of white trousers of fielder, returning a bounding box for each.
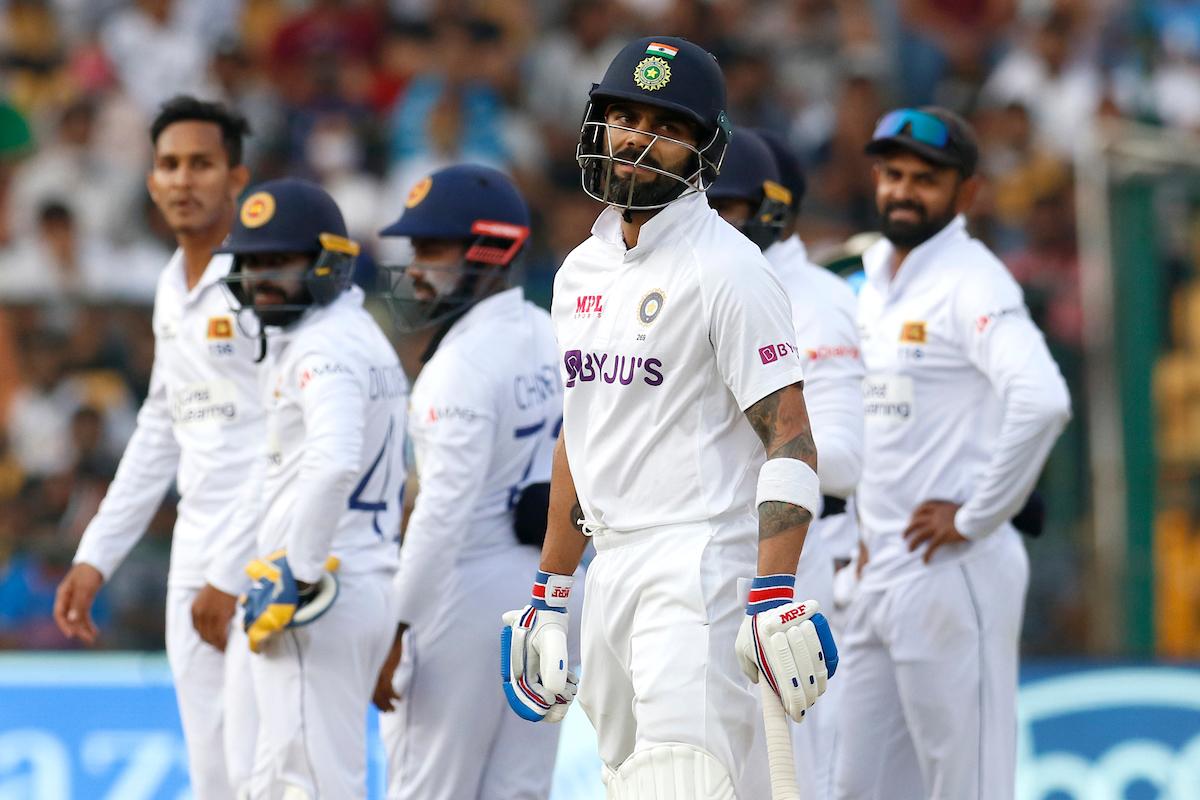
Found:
[165,584,257,799]
[832,530,1029,800]
[245,569,395,800]
[379,545,579,800]
[579,517,770,800]
[790,526,839,800]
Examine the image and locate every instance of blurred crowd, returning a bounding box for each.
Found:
[2,0,1199,652]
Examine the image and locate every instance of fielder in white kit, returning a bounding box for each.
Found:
[500,37,838,800]
[832,107,1071,800]
[372,164,578,799]
[212,178,408,799]
[53,96,260,798]
[708,126,864,800]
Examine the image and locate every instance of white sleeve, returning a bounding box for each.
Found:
[793,293,864,499]
[391,363,496,631]
[951,262,1072,539]
[203,438,266,595]
[286,351,367,584]
[73,339,180,580]
[702,250,806,411]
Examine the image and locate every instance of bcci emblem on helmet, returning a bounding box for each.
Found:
[633,56,671,92]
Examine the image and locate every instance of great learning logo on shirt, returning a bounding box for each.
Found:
[563,349,663,388]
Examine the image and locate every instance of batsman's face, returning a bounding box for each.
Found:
[873,152,971,249]
[148,120,245,236]
[603,102,700,205]
[240,252,310,307]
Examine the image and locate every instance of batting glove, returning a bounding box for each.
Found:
[735,574,839,723]
[242,550,340,653]
[501,571,578,723]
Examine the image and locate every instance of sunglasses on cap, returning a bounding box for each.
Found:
[871,109,949,148]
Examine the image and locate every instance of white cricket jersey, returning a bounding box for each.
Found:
[856,215,1071,589]
[209,287,408,588]
[765,235,865,560]
[73,251,264,590]
[392,288,561,630]
[552,191,805,534]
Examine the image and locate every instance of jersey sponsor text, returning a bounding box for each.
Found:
[562,349,664,388]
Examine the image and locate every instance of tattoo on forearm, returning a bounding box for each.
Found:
[746,384,819,541]
[746,391,780,448]
[759,501,813,540]
[746,385,818,463]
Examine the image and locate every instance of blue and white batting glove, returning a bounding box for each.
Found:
[501,571,578,723]
[241,550,340,654]
[735,574,839,723]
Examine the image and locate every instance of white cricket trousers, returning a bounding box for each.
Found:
[246,569,395,799]
[379,544,577,800]
[832,531,1029,800]
[579,516,770,800]
[791,528,839,800]
[165,585,257,799]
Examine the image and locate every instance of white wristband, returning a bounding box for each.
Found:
[756,457,821,516]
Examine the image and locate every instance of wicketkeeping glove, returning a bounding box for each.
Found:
[242,550,340,653]
[501,571,578,723]
[735,574,839,723]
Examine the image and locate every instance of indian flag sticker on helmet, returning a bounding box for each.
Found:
[241,191,275,228]
[633,56,671,92]
[645,42,678,60]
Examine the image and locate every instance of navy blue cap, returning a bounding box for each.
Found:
[708,127,780,202]
[379,164,530,241]
[754,128,806,212]
[589,36,729,137]
[218,178,349,255]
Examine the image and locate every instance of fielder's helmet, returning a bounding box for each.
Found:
[577,36,731,211]
[754,128,806,216]
[378,164,531,333]
[217,178,358,329]
[708,127,792,251]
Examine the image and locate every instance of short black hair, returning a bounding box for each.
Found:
[149,95,251,167]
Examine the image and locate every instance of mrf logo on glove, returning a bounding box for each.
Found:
[736,573,839,723]
[241,550,340,653]
[500,571,578,723]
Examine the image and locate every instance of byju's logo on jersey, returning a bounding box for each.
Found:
[758,342,797,365]
[575,294,604,319]
[563,349,664,388]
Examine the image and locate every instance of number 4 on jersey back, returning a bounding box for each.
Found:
[349,417,405,537]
